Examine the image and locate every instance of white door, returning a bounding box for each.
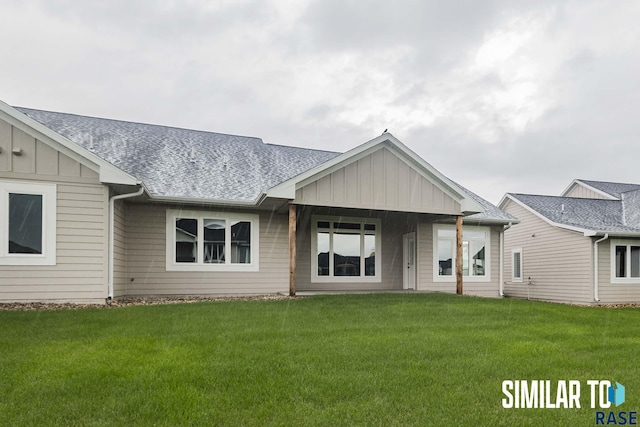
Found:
[403,233,416,290]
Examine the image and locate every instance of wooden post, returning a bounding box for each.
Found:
[289,204,297,297]
[456,215,463,295]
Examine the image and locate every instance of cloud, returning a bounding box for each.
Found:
[1,0,640,204]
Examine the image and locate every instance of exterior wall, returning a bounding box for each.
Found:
[416,221,502,298]
[124,203,289,295]
[296,207,411,291]
[596,239,640,303]
[112,198,128,297]
[502,200,593,303]
[563,183,610,200]
[0,118,108,302]
[295,147,462,215]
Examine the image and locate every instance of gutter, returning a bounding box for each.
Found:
[499,222,513,297]
[108,186,144,299]
[593,233,609,303]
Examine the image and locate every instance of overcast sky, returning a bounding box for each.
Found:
[2,1,639,203]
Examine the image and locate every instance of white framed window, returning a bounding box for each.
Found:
[433,224,490,282]
[166,209,259,272]
[0,180,56,265]
[611,239,640,283]
[512,248,523,282]
[311,215,381,283]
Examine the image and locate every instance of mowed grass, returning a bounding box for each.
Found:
[1,293,639,426]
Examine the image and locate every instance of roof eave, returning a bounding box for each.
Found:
[266,133,485,213]
[1,100,140,186]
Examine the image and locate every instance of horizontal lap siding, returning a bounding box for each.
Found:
[564,184,609,199]
[597,240,640,303]
[125,203,288,295]
[416,221,501,297]
[0,181,108,302]
[112,198,127,297]
[502,200,593,304]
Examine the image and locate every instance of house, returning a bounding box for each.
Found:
[0,100,516,303]
[500,179,640,304]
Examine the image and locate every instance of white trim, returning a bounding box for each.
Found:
[512,248,523,283]
[403,232,417,290]
[610,239,640,284]
[310,215,381,283]
[560,179,618,200]
[499,194,593,235]
[267,134,484,214]
[0,180,56,265]
[0,101,139,185]
[432,223,491,283]
[165,209,259,272]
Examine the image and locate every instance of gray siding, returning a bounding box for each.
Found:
[124,203,289,295]
[296,207,409,291]
[564,183,609,199]
[295,148,462,215]
[502,200,593,303]
[596,239,640,303]
[0,118,108,303]
[416,221,502,297]
[112,198,128,297]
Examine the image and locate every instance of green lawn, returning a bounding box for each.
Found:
[1,293,638,426]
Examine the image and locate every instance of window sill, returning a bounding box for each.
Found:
[312,276,382,284]
[166,263,259,272]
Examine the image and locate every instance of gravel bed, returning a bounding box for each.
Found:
[0,295,294,311]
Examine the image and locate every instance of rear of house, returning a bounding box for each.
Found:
[500,179,640,304]
[0,101,516,303]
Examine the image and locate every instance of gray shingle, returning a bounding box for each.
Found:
[509,193,640,233]
[578,179,640,199]
[15,106,511,223]
[16,107,339,202]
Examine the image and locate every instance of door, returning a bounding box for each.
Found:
[403,232,416,290]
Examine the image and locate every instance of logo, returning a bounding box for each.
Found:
[609,382,626,407]
[501,379,636,425]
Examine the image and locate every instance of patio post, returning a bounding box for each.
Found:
[456,215,463,295]
[289,204,297,296]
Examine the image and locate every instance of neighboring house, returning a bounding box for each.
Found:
[500,179,640,304]
[0,100,515,303]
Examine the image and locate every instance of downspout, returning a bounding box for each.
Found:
[593,233,609,303]
[499,222,513,297]
[108,186,144,300]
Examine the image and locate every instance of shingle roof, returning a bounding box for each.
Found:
[15,106,511,222]
[458,185,518,223]
[16,107,339,202]
[508,193,640,234]
[577,179,640,199]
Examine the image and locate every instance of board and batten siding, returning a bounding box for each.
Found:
[596,239,640,303]
[295,207,407,291]
[416,221,502,297]
[563,183,610,200]
[502,200,593,303]
[294,147,462,215]
[124,203,289,295]
[0,118,109,302]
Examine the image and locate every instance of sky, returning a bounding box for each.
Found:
[1,0,640,204]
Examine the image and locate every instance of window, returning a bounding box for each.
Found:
[512,249,523,282]
[433,224,490,282]
[166,209,258,271]
[0,181,56,265]
[311,216,381,282]
[612,240,640,282]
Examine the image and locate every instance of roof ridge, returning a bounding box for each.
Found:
[266,142,341,155]
[14,106,264,142]
[578,178,640,187]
